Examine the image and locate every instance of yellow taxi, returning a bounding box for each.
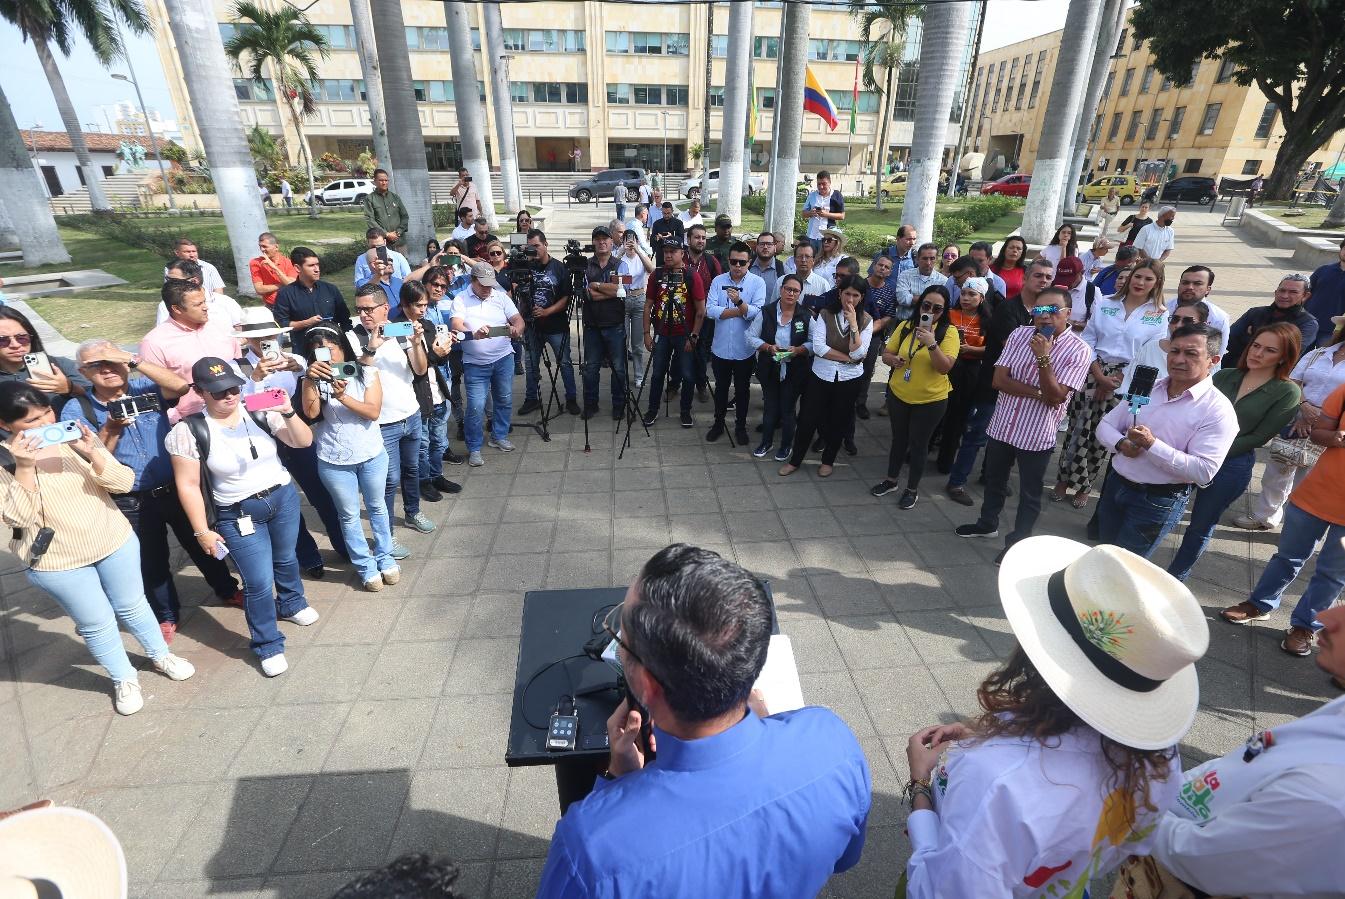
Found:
[870,172,908,199]
[1080,174,1143,204]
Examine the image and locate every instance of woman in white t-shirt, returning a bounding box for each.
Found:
[168,356,318,678]
[299,325,397,593]
[901,537,1199,899]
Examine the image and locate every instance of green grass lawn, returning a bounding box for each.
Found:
[737,199,1023,254]
[19,212,368,345]
[1253,203,1340,231]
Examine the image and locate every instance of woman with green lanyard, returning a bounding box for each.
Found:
[871,285,959,510]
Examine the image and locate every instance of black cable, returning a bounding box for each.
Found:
[520,653,585,730]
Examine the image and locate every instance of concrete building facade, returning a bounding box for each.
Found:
[968,12,1345,184]
[144,0,972,176]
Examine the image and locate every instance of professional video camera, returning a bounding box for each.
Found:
[563,238,592,276]
[506,237,540,316]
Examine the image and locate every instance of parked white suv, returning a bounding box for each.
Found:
[315,178,375,206]
[680,168,766,199]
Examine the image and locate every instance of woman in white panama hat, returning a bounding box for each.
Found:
[899,536,1208,898]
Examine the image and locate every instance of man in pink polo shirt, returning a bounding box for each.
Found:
[139,279,240,422]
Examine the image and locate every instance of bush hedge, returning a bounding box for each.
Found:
[60,213,365,285]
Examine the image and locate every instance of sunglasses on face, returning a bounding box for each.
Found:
[0,334,34,349]
[920,302,944,313]
[489,251,504,258]
[942,253,958,259]
[210,387,240,400]
[355,304,386,314]
[1031,305,1062,316]
[728,258,749,266]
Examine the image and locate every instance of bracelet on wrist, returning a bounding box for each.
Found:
[280,410,297,419]
[902,776,933,810]
[1035,354,1051,366]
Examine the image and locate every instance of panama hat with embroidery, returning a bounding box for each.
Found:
[998,536,1208,750]
[0,806,127,899]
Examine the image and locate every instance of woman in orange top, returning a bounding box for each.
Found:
[936,278,992,479]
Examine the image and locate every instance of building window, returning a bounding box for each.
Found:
[1185,61,1201,87]
[312,24,355,49]
[834,90,879,113]
[1015,53,1031,108]
[1183,158,1202,174]
[1140,65,1155,93]
[232,78,274,101]
[607,83,629,105]
[1092,114,1103,142]
[1125,111,1143,141]
[608,84,687,106]
[1028,50,1047,107]
[710,34,727,57]
[1132,33,1143,51]
[1242,159,1261,175]
[1168,107,1185,138]
[1199,102,1221,135]
[1115,158,1128,172]
[709,87,725,107]
[404,26,479,50]
[758,87,776,110]
[511,82,588,104]
[1107,112,1123,141]
[1253,102,1277,139]
[412,80,484,103]
[1116,28,1127,52]
[609,32,686,55]
[991,59,1006,112]
[1216,57,1237,83]
[1007,57,1020,106]
[1145,114,1162,141]
[1159,74,1172,91]
[891,60,919,122]
[501,29,583,53]
[753,36,778,58]
[315,79,363,102]
[1120,68,1135,96]
[1103,70,1114,97]
[807,39,861,62]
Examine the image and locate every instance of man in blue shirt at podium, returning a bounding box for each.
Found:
[535,544,871,898]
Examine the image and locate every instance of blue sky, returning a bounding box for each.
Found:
[0,0,1070,134]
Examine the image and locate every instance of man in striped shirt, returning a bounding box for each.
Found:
[955,287,1093,562]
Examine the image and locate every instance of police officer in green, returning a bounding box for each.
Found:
[363,168,410,251]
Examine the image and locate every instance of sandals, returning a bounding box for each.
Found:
[1070,491,1090,510]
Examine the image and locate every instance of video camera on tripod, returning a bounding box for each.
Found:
[506,233,540,318]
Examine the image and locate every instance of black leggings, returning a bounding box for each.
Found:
[790,374,864,467]
[885,391,948,489]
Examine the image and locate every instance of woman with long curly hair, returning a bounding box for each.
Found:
[901,536,1206,898]
[1053,259,1168,509]
[990,235,1028,298]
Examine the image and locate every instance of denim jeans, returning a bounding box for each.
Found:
[214,480,309,661]
[28,534,169,683]
[582,325,628,410]
[276,441,350,569]
[1096,473,1192,560]
[464,355,514,451]
[1167,451,1256,582]
[380,411,423,519]
[318,453,396,583]
[1248,501,1345,631]
[947,397,998,488]
[419,400,450,481]
[646,334,694,415]
[525,326,577,403]
[624,293,647,381]
[114,486,238,623]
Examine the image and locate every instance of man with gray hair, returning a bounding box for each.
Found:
[62,338,240,638]
[1131,205,1177,262]
[1223,273,1319,368]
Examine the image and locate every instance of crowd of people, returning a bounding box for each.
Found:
[2,163,1345,897]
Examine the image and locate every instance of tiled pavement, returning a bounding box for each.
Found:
[1,208,1338,898]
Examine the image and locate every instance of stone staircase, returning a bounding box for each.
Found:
[48,172,151,216]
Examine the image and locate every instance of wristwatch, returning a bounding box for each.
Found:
[128,354,140,370]
[279,410,297,419]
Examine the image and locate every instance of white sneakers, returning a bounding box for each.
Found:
[363,578,384,592]
[153,653,196,681]
[488,437,516,452]
[1232,514,1276,531]
[284,607,320,626]
[114,680,143,715]
[261,654,289,677]
[381,567,401,586]
[468,450,485,467]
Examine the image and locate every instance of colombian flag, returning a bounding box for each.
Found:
[803,64,839,131]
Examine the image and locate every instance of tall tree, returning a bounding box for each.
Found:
[2,0,152,213]
[901,0,970,241]
[370,0,432,256]
[0,84,70,265]
[444,1,496,229]
[716,0,752,222]
[1131,0,1345,201]
[347,0,390,173]
[1058,0,1126,220]
[161,0,269,295]
[1020,0,1103,244]
[223,0,328,211]
[850,1,913,212]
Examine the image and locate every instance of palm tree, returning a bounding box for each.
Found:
[347,0,390,172]
[901,1,970,240]
[0,85,70,265]
[369,0,432,255]
[851,1,913,212]
[223,0,328,214]
[160,0,269,295]
[1020,0,1104,244]
[2,0,151,213]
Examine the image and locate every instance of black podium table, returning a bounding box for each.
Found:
[506,585,776,812]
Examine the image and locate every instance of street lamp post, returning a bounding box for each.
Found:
[112,72,176,211]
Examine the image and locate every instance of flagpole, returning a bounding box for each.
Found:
[844,56,859,177]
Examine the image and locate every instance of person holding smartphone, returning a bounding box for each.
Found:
[397,280,462,501]
[167,357,318,678]
[2,381,195,715]
[0,307,88,409]
[449,263,524,467]
[299,326,399,593]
